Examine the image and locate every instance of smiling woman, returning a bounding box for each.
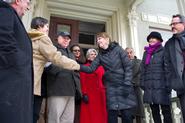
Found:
[80,48,107,123]
[141,31,173,123]
[28,17,80,123]
[70,44,86,64]
[80,32,136,123]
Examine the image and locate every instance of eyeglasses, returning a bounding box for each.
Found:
[169,22,182,26]
[73,50,80,52]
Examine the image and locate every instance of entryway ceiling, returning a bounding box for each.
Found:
[45,0,133,22]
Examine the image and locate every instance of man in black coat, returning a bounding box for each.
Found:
[0,0,33,123]
[46,32,82,123]
[164,14,185,122]
[125,47,145,123]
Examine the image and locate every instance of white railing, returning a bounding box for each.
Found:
[118,97,183,123]
[144,97,183,123]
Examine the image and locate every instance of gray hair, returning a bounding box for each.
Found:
[86,48,98,59]
[125,47,134,51]
[3,0,31,4]
[172,14,185,23]
[3,0,15,3]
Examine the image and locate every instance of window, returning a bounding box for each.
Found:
[78,21,105,50]
[79,33,96,45]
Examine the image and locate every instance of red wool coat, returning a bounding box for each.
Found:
[80,62,107,123]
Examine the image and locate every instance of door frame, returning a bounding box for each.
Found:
[49,16,79,45]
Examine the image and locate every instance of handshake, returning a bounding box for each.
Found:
[82,94,89,104]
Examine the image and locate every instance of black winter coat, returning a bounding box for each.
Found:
[46,45,81,97]
[0,2,33,123]
[80,42,136,110]
[164,31,185,95]
[132,58,145,117]
[140,46,171,105]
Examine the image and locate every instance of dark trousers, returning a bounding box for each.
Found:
[178,94,185,122]
[108,109,134,123]
[33,95,44,123]
[150,104,172,123]
[135,116,145,123]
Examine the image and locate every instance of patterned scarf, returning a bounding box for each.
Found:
[144,42,161,65]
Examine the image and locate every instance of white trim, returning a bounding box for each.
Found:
[50,9,109,23]
[45,0,123,44]
[141,13,171,25]
[46,0,118,12]
[176,0,185,15]
[46,0,117,18]
[30,0,144,51]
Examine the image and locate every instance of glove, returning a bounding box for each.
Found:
[82,94,89,104]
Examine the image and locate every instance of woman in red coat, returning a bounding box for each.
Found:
[80,48,107,123]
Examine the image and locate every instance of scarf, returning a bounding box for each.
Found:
[174,31,185,50]
[144,42,161,65]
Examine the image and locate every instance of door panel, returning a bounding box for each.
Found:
[49,16,79,45]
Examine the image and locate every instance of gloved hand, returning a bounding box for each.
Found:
[82,94,89,104]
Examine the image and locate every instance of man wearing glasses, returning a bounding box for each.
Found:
[164,14,185,122]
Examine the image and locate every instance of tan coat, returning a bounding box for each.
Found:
[28,29,80,96]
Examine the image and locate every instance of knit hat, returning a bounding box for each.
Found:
[147,31,163,42]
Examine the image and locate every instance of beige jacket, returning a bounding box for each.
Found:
[28,29,80,96]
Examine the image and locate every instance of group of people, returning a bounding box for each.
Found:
[130,14,185,123]
[2,0,185,123]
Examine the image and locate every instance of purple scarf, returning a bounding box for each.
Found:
[144,42,161,65]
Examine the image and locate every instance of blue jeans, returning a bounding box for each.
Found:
[108,109,134,123]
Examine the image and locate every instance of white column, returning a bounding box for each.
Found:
[176,0,185,15]
[22,0,37,30]
[32,0,50,20]
[127,0,144,58]
[128,10,140,57]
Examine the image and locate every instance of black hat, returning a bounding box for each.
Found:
[58,32,71,39]
[147,31,163,42]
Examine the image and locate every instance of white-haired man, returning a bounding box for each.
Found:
[0,0,33,123]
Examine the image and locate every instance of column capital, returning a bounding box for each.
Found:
[128,10,139,26]
[130,0,144,12]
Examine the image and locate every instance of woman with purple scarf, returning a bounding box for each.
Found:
[140,31,172,123]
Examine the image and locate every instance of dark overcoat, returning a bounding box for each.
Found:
[0,2,33,123]
[131,58,145,117]
[164,32,185,95]
[46,45,81,97]
[80,42,136,110]
[140,46,171,105]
